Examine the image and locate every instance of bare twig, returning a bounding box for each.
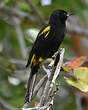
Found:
[39,48,65,106]
[0,97,16,110]
[1,4,88,37]
[0,4,42,25]
[14,17,27,58]
[9,59,26,65]
[22,48,65,110]
[25,0,46,25]
[76,96,83,110]
[22,102,52,110]
[52,49,65,83]
[67,20,88,37]
[22,83,59,110]
[33,75,48,98]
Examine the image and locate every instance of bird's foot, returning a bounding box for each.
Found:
[41,63,51,78]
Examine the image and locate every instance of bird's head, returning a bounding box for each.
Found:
[49,10,72,25]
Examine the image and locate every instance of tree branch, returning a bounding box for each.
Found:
[25,0,46,25]
[39,48,65,106]
[33,75,48,98]
[67,20,88,37]
[0,4,42,25]
[22,48,65,109]
[0,97,16,110]
[22,83,59,110]
[14,17,27,58]
[1,4,88,37]
[22,102,52,110]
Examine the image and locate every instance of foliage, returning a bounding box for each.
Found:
[0,0,88,110]
[66,67,88,92]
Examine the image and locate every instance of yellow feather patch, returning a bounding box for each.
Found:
[44,31,50,38]
[39,57,44,62]
[31,54,37,66]
[39,26,50,37]
[31,56,45,66]
[30,54,35,65]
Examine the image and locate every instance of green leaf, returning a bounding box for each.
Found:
[0,20,9,42]
[18,1,30,12]
[65,67,88,92]
[6,0,14,7]
[53,0,88,19]
[63,37,74,46]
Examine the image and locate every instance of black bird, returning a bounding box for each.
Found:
[25,10,71,103]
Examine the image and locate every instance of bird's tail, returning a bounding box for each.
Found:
[25,64,39,104]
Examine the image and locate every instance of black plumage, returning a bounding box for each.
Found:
[25,10,71,103]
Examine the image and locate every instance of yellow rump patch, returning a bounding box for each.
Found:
[31,56,46,66]
[39,26,51,37]
[39,57,44,62]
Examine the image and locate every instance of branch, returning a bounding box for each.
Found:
[52,49,65,83]
[9,59,26,65]
[13,17,27,58]
[22,85,59,110]
[1,4,88,37]
[0,4,42,25]
[67,18,88,37]
[76,96,83,110]
[22,102,52,110]
[25,0,46,25]
[39,48,65,106]
[22,48,65,109]
[33,75,48,98]
[0,97,16,110]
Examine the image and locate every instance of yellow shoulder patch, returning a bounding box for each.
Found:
[44,31,50,38]
[39,26,51,37]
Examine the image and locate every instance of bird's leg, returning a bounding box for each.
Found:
[47,58,54,70]
[46,58,54,69]
[41,62,51,78]
[40,58,54,78]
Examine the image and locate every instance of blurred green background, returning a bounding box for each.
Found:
[0,0,88,110]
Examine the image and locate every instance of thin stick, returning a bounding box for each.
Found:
[25,0,46,25]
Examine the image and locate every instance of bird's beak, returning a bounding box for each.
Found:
[67,13,72,17]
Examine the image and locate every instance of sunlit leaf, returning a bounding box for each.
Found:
[18,1,30,12]
[62,56,88,72]
[62,65,70,72]
[65,67,88,92]
[67,56,88,69]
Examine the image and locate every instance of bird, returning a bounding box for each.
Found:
[25,9,72,104]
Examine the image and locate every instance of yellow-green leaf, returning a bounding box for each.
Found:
[65,67,88,92]
[62,65,70,72]
[63,56,88,72]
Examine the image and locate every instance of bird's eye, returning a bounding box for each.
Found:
[64,13,66,15]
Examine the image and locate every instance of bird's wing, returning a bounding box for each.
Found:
[38,24,51,38]
[26,24,51,68]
